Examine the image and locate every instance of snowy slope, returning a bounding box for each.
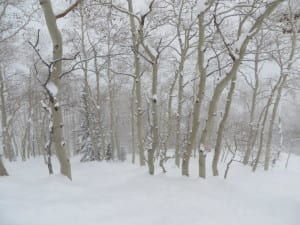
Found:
[0,154,299,225]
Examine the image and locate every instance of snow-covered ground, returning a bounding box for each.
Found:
[1,154,299,225]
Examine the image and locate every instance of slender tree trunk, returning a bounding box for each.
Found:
[0,68,14,161]
[212,74,237,176]
[108,55,116,159]
[175,68,183,167]
[252,75,282,172]
[114,111,121,159]
[137,5,161,175]
[198,0,283,178]
[11,133,19,158]
[80,6,99,161]
[40,0,72,180]
[264,76,286,170]
[27,77,33,159]
[127,0,145,166]
[243,49,260,165]
[174,0,188,168]
[21,125,29,161]
[285,150,291,169]
[130,83,136,164]
[175,52,187,167]
[0,155,8,176]
[148,60,159,175]
[252,107,269,172]
[265,29,296,170]
[87,36,106,157]
[181,12,207,176]
[161,70,178,167]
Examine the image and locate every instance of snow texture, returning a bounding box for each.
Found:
[46,82,58,97]
[132,0,153,15]
[0,153,299,225]
[196,1,207,13]
[115,0,153,15]
[152,94,157,101]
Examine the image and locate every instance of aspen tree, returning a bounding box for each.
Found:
[181,0,215,176]
[127,0,146,166]
[79,4,100,161]
[198,0,285,178]
[0,68,14,162]
[243,35,264,165]
[264,16,297,170]
[39,0,81,180]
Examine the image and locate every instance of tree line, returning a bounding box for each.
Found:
[0,0,299,180]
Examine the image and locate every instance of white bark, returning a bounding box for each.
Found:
[212,74,237,176]
[243,39,262,165]
[40,0,72,180]
[181,7,210,176]
[264,24,297,170]
[252,75,283,172]
[127,0,146,166]
[199,0,284,178]
[0,68,14,161]
[173,0,193,168]
[79,5,100,161]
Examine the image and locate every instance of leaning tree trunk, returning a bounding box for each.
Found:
[212,74,237,176]
[252,75,283,172]
[264,75,286,170]
[252,105,270,172]
[198,0,283,178]
[40,0,72,180]
[264,28,297,170]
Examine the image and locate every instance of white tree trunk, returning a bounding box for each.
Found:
[252,75,283,172]
[40,0,72,180]
[243,44,261,165]
[127,0,146,166]
[212,75,237,176]
[199,0,284,178]
[264,26,297,170]
[79,6,100,161]
[0,68,14,162]
[182,11,208,176]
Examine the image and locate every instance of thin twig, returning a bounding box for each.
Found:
[56,0,81,19]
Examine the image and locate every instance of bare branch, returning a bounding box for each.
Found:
[141,0,155,26]
[108,2,141,24]
[51,52,80,65]
[109,68,136,79]
[1,8,39,43]
[56,0,81,19]
[28,40,50,69]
